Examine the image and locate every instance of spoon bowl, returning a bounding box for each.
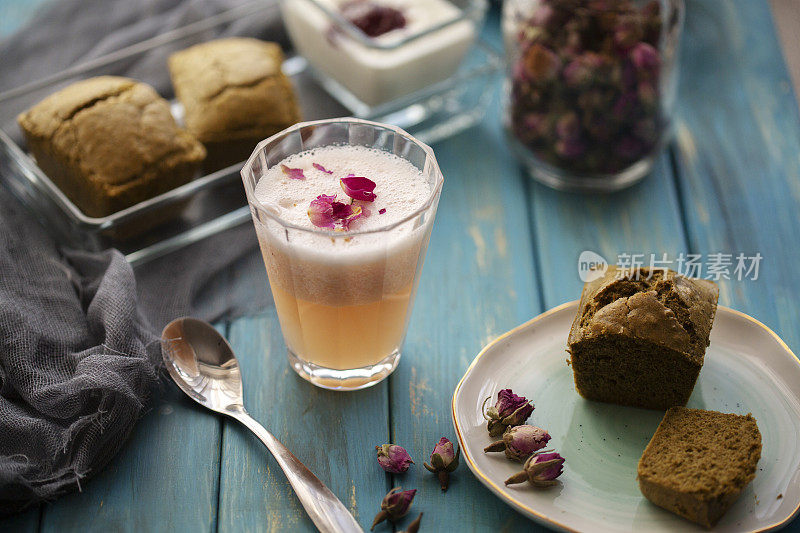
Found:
[162,318,243,414]
[161,317,363,533]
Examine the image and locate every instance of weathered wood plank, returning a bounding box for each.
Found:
[217,311,389,532]
[673,0,800,357]
[37,327,226,533]
[388,94,545,533]
[531,153,688,307]
[38,386,222,533]
[672,3,800,530]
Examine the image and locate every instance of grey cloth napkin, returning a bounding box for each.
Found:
[0,0,296,514]
[0,191,158,515]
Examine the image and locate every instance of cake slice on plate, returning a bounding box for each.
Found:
[638,407,762,528]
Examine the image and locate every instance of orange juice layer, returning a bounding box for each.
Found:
[270,283,414,370]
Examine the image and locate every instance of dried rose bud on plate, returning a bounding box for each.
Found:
[484,424,551,462]
[505,450,566,488]
[482,388,534,437]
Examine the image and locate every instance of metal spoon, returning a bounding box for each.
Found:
[161,317,363,533]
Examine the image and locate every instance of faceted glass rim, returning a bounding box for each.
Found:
[241,117,444,238]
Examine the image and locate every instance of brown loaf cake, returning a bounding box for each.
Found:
[638,407,762,528]
[567,266,719,410]
[17,76,205,218]
[168,38,301,170]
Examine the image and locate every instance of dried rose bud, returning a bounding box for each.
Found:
[612,91,638,118]
[423,437,460,491]
[555,137,586,159]
[630,42,660,73]
[399,512,422,533]
[577,87,612,111]
[638,82,658,109]
[340,175,377,202]
[614,15,644,50]
[530,4,555,27]
[371,487,416,530]
[555,112,581,141]
[641,0,660,18]
[482,389,534,437]
[587,0,612,10]
[563,26,584,56]
[505,451,565,488]
[376,444,414,473]
[641,0,662,44]
[522,44,561,83]
[484,425,551,462]
[523,113,548,135]
[562,53,606,88]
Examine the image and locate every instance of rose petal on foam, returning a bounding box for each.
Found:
[313,162,333,174]
[340,204,363,230]
[330,200,354,220]
[308,194,337,228]
[379,208,386,215]
[308,194,364,230]
[340,175,377,202]
[281,164,306,180]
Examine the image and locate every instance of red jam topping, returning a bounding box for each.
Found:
[341,1,407,38]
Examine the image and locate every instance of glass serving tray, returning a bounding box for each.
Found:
[0,1,501,265]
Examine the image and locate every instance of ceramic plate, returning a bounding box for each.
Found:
[452,302,800,532]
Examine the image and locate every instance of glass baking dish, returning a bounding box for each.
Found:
[0,0,501,265]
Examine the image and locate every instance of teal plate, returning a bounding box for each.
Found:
[452,302,800,532]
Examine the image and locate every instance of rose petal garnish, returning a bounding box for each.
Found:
[340,175,377,202]
[307,194,363,230]
[340,204,363,230]
[308,194,337,229]
[313,162,333,174]
[281,164,306,180]
[379,208,386,215]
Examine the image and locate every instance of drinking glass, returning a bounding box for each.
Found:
[241,118,443,390]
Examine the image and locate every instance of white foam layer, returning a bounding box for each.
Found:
[254,144,431,233]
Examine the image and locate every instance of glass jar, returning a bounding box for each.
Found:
[502,0,684,191]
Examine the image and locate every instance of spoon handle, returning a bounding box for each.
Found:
[232,410,364,533]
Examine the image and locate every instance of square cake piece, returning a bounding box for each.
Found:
[567,266,719,410]
[638,407,762,528]
[168,38,301,169]
[17,76,206,217]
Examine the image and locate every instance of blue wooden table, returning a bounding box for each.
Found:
[2,1,800,531]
